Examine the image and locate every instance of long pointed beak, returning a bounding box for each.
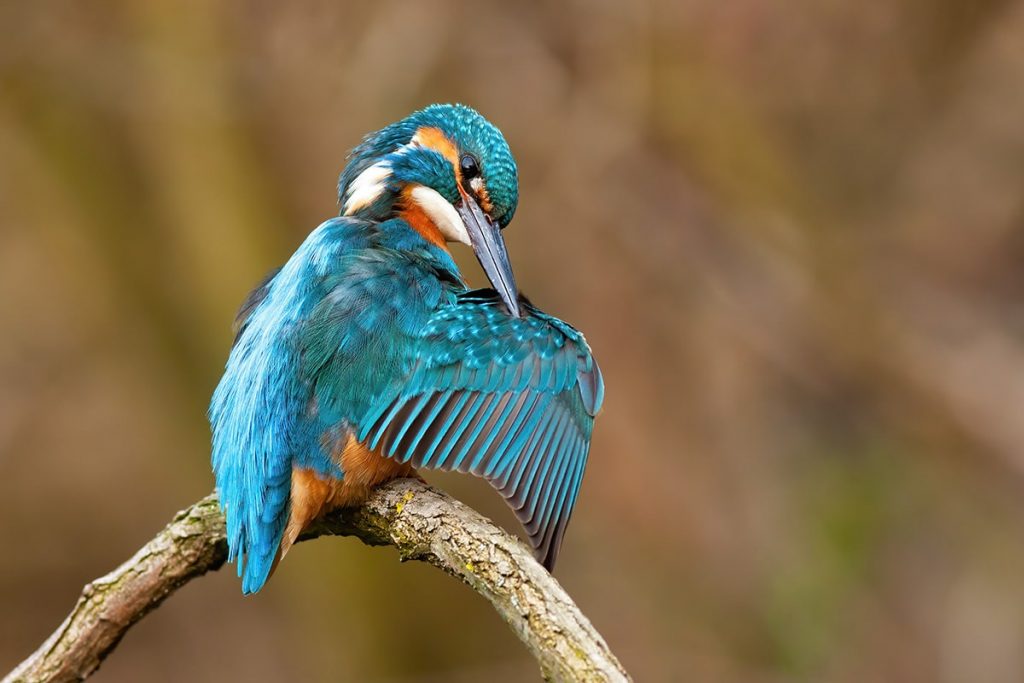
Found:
[457,188,521,317]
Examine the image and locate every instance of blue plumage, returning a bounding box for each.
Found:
[210,104,602,593]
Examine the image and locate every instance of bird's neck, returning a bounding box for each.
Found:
[394,186,448,248]
[340,182,451,252]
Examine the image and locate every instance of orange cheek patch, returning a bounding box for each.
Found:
[413,126,460,181]
[414,126,494,216]
[398,186,448,249]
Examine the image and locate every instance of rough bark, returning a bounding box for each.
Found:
[4,480,630,683]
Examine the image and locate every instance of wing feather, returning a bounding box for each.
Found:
[352,291,603,570]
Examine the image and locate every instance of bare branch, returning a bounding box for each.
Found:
[4,480,630,683]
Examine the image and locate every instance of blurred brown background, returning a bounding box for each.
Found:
[2,1,1024,681]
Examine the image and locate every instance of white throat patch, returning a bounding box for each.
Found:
[410,185,470,245]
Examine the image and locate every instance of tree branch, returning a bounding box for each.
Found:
[3,480,630,683]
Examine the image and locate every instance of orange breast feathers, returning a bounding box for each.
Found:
[278,438,417,561]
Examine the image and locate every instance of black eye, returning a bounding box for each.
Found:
[460,154,480,180]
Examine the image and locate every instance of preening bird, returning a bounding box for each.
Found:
[210,104,604,593]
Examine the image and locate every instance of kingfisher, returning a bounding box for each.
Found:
[209,104,604,593]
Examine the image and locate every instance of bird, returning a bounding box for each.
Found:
[209,103,604,594]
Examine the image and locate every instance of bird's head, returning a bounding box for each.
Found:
[337,104,521,316]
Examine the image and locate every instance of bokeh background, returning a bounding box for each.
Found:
[3,1,1024,681]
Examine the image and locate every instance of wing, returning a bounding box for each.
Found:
[232,266,281,345]
[354,290,604,570]
[211,219,379,593]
